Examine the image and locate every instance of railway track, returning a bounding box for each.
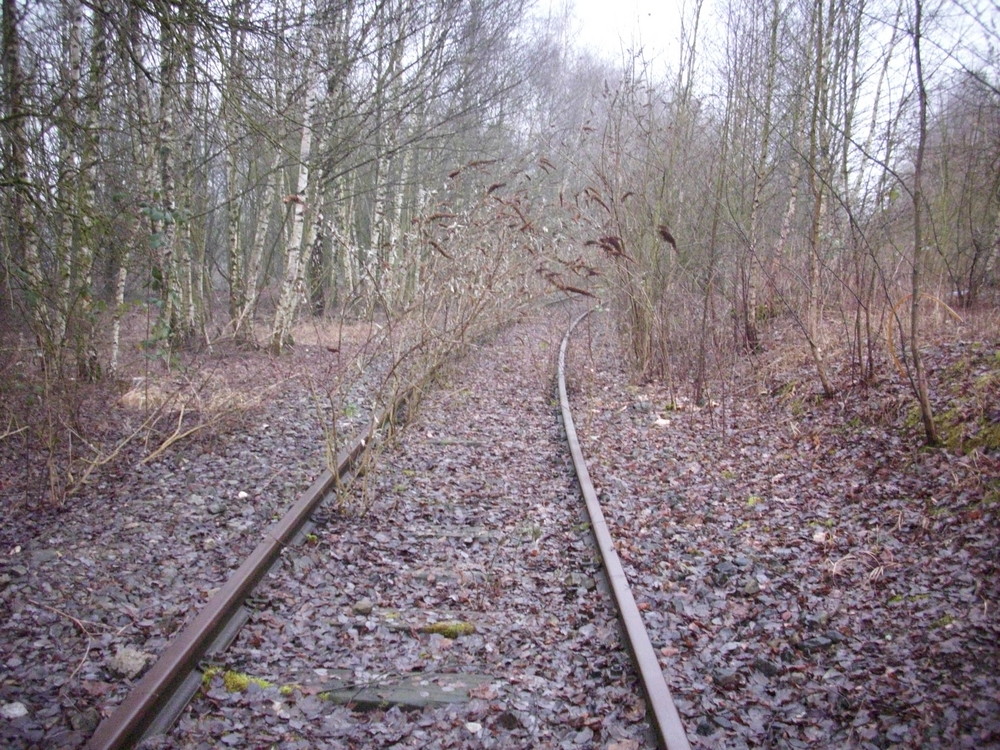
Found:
[87,307,690,749]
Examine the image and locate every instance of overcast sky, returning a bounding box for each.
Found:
[565,0,685,67]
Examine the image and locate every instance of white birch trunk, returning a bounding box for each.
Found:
[270,43,321,353]
[109,263,128,373]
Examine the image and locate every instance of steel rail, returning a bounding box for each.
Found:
[86,395,407,750]
[558,308,692,750]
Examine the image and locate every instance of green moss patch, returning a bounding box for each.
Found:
[420,620,476,638]
[202,667,296,695]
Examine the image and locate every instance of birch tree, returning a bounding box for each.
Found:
[271,24,322,353]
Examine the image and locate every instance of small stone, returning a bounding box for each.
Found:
[564,572,596,591]
[30,549,58,566]
[753,658,782,677]
[69,708,101,732]
[713,561,737,583]
[465,721,482,734]
[788,672,808,686]
[1,701,27,719]
[712,668,741,689]
[695,720,715,736]
[237,491,249,499]
[495,711,521,730]
[799,636,833,652]
[743,579,761,595]
[826,630,845,643]
[208,502,225,515]
[188,494,204,506]
[108,646,152,679]
[352,598,374,616]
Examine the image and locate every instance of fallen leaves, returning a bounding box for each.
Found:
[570,315,1000,748]
[166,309,651,747]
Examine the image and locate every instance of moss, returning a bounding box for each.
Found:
[968,420,1000,452]
[927,346,1000,453]
[807,518,836,528]
[746,495,764,507]
[202,667,297,695]
[904,405,923,430]
[420,620,476,638]
[935,406,1000,453]
[888,592,930,605]
[931,614,955,629]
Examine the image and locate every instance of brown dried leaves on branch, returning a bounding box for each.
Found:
[585,235,633,262]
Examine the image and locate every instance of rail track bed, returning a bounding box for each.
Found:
[146,308,660,748]
[0,328,389,749]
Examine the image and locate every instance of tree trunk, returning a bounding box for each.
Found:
[908,0,939,445]
[271,36,321,353]
[804,0,835,398]
[1,0,41,325]
[149,4,182,363]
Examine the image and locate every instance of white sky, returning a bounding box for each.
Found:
[564,0,687,68]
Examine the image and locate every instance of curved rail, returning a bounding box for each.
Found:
[86,394,408,750]
[558,308,691,750]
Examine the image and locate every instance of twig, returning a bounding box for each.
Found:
[25,597,124,683]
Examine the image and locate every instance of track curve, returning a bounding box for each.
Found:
[86,306,691,748]
[558,308,691,750]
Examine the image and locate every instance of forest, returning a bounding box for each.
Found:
[1,0,997,502]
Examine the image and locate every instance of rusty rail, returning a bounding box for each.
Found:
[558,308,691,750]
[86,396,407,750]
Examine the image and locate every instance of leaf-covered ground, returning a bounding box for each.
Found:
[567,311,1000,748]
[166,306,653,748]
[2,303,997,749]
[0,325,384,748]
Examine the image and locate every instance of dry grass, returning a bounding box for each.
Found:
[120,377,258,414]
[280,319,379,349]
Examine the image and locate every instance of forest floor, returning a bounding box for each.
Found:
[0,302,997,748]
[569,308,1000,748]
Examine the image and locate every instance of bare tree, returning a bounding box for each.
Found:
[271,15,322,353]
[907,0,939,444]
